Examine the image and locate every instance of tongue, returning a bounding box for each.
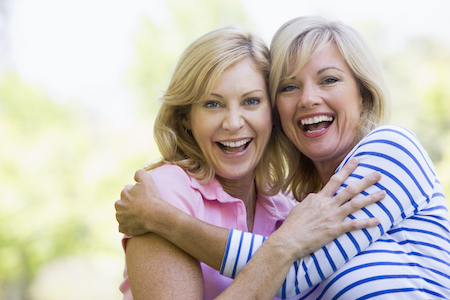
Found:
[223,145,246,153]
[306,121,331,132]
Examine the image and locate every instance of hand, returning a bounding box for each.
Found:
[115,169,164,236]
[275,158,385,259]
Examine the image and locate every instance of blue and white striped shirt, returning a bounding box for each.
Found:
[220,125,450,299]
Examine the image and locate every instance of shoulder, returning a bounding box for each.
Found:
[150,164,191,184]
[351,125,427,160]
[345,125,436,180]
[149,164,203,214]
[361,125,418,145]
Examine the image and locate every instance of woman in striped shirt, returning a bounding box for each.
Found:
[116,16,450,299]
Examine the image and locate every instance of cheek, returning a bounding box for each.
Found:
[261,122,273,143]
[190,120,214,149]
[277,105,296,134]
[277,101,292,124]
[253,121,273,147]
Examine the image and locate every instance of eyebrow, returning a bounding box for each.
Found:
[210,89,264,98]
[243,89,264,97]
[210,93,223,98]
[286,66,345,81]
[317,66,344,75]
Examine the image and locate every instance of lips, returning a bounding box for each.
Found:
[217,138,251,154]
[299,115,334,133]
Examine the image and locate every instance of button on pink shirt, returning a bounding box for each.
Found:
[120,164,296,300]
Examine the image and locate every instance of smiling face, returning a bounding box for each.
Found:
[276,43,363,179]
[184,58,272,183]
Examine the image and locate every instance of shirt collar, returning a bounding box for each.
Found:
[189,175,295,219]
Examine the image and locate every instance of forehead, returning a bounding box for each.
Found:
[211,58,266,92]
[308,43,347,68]
[289,43,350,76]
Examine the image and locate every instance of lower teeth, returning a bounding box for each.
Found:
[307,128,326,133]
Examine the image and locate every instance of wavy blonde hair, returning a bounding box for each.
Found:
[270,16,392,200]
[146,25,283,195]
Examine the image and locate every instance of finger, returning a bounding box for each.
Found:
[114,199,121,212]
[320,158,359,196]
[120,184,134,199]
[135,171,160,196]
[334,171,382,205]
[341,190,386,215]
[341,217,380,233]
[134,169,148,182]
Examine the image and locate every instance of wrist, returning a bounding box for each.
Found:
[147,199,176,236]
[267,222,313,261]
[263,229,300,264]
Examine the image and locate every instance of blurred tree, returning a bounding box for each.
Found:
[0,74,90,299]
[0,1,252,298]
[412,38,450,201]
[341,22,450,209]
[0,74,153,299]
[2,0,448,298]
[379,35,450,205]
[129,0,250,117]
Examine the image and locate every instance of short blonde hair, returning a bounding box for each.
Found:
[270,16,392,200]
[147,25,281,194]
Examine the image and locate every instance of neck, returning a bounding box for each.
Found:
[314,140,360,185]
[216,174,257,232]
[314,160,340,186]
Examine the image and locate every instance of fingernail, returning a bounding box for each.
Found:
[372,172,382,180]
[350,158,358,165]
[378,190,386,197]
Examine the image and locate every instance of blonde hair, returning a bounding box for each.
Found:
[270,16,392,200]
[146,25,282,194]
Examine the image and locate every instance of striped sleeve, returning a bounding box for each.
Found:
[220,125,449,299]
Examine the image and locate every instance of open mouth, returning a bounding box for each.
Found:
[299,115,334,133]
[217,138,252,154]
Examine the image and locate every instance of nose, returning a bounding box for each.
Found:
[222,108,245,132]
[299,83,321,109]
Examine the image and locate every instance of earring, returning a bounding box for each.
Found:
[184,127,192,135]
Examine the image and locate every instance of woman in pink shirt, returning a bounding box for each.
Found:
[117,25,383,299]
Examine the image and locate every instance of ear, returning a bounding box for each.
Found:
[182,113,191,131]
[358,86,365,115]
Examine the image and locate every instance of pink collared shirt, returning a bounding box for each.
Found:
[120,164,296,300]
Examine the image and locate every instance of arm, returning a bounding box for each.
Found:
[122,167,211,299]
[116,158,383,298]
[221,126,440,298]
[117,168,228,270]
[126,232,204,299]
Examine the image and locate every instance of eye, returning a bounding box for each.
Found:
[280,85,298,92]
[204,101,221,108]
[322,77,339,84]
[243,97,261,106]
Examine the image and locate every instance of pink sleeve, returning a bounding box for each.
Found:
[149,164,200,216]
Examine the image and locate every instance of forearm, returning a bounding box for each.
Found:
[217,229,298,300]
[118,168,230,271]
[220,127,437,298]
[148,198,228,270]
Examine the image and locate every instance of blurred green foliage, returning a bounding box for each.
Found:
[129,0,250,116]
[0,74,151,298]
[0,0,249,298]
[0,0,449,298]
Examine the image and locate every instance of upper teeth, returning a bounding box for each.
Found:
[220,139,251,147]
[301,115,334,126]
